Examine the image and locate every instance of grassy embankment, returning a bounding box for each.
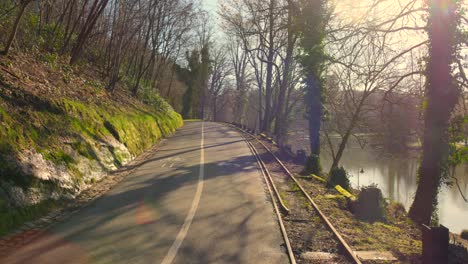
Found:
[0,52,183,236]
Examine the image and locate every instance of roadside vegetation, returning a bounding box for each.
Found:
[0,0,196,235]
[255,137,423,262]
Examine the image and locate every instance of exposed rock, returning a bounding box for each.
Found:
[17,150,73,189]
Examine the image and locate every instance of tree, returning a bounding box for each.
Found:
[208,45,232,121]
[227,36,249,125]
[180,50,201,119]
[409,0,460,225]
[274,0,297,146]
[296,0,327,172]
[1,0,34,55]
[199,44,211,119]
[106,0,141,92]
[69,0,110,65]
[220,0,288,133]
[323,0,427,173]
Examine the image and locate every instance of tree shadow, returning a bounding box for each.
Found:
[4,122,286,264]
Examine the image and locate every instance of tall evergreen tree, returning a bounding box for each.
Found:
[199,44,211,119]
[296,0,327,174]
[180,50,201,119]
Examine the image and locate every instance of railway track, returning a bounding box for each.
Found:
[233,125,362,264]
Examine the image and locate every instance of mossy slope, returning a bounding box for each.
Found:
[0,53,183,214]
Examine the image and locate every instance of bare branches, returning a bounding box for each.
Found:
[323,0,429,171]
[452,176,468,204]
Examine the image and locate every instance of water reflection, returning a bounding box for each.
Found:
[320,141,468,234]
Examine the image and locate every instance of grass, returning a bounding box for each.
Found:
[288,181,311,209]
[300,195,312,209]
[290,182,301,192]
[279,191,289,208]
[310,180,422,261]
[0,198,61,237]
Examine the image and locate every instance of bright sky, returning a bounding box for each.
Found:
[203,0,219,13]
[202,0,223,39]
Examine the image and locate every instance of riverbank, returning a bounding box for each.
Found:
[255,134,468,263]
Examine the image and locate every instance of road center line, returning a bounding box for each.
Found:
[160,122,205,264]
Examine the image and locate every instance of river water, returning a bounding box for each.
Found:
[318,140,468,234]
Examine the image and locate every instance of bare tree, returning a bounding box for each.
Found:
[220,0,297,136]
[324,0,427,172]
[208,44,232,121]
[1,0,35,55]
[227,35,249,124]
[70,0,110,65]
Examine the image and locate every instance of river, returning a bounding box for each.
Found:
[318,140,468,234]
[286,126,467,234]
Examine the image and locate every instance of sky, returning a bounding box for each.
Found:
[202,0,223,38]
[203,0,219,13]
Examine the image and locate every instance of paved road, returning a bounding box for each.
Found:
[5,122,288,264]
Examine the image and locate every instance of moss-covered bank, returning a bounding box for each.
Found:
[0,52,183,235]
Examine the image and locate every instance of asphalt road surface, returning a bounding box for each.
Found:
[5,122,288,264]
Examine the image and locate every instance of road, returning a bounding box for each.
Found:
[4,122,288,264]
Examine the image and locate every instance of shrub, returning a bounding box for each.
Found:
[461,230,468,240]
[352,184,388,222]
[327,166,351,190]
[387,201,407,221]
[0,199,59,237]
[303,154,322,175]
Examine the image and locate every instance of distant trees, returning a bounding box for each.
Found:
[178,44,211,120]
[227,35,249,125]
[220,0,302,141]
[208,45,232,121]
[180,50,202,119]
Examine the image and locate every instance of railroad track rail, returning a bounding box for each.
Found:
[232,124,362,264]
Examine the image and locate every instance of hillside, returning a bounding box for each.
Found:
[0,52,183,234]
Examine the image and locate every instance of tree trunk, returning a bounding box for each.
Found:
[70,0,110,65]
[330,126,351,171]
[275,1,295,145]
[133,5,154,94]
[306,75,322,156]
[258,79,263,131]
[213,97,218,122]
[409,0,459,225]
[262,0,276,132]
[61,0,87,54]
[2,2,30,55]
[329,97,364,170]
